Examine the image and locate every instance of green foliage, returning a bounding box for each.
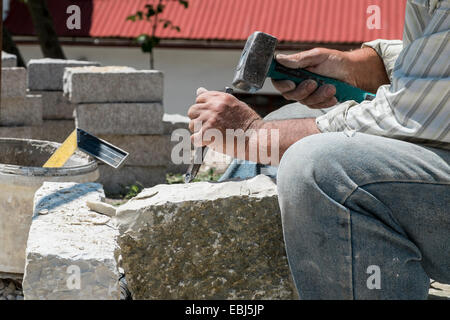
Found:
[166,168,221,184]
[126,0,189,68]
[124,182,144,199]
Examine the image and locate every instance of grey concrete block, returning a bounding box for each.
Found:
[0,95,43,126]
[1,68,26,98]
[98,165,167,195]
[75,103,164,135]
[27,58,100,91]
[115,175,298,299]
[2,52,17,67]
[31,91,75,120]
[0,120,75,143]
[23,182,120,300]
[162,113,189,135]
[98,135,176,167]
[63,66,163,103]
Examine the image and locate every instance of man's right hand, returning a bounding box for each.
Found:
[272,47,390,108]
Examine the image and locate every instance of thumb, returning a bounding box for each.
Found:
[196,87,208,96]
[276,51,327,69]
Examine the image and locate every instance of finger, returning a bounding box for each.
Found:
[191,130,210,147]
[195,91,221,103]
[196,87,208,96]
[308,97,338,109]
[271,79,296,93]
[300,84,336,105]
[187,103,207,119]
[282,80,317,101]
[276,49,328,69]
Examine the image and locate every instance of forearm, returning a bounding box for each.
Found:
[346,47,390,93]
[239,118,320,166]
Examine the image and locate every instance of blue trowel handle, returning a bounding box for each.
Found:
[268,59,375,103]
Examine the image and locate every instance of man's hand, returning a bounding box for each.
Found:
[272,47,390,108]
[188,88,262,149]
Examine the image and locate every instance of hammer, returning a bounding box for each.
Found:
[233,31,376,103]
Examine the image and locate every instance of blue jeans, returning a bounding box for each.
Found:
[220,103,450,299]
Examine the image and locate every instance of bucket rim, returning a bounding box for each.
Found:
[0,137,98,177]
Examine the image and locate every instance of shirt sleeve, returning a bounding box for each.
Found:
[315,2,450,149]
[361,39,403,82]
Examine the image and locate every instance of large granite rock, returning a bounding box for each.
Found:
[27,58,100,91]
[114,175,297,299]
[23,182,120,300]
[63,66,163,103]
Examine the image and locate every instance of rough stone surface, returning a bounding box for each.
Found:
[63,66,163,103]
[0,120,75,143]
[31,91,75,120]
[98,165,168,195]
[0,279,23,300]
[2,52,17,68]
[0,95,43,126]
[27,59,100,91]
[75,103,164,135]
[23,182,120,300]
[162,113,190,135]
[115,175,297,299]
[1,68,27,98]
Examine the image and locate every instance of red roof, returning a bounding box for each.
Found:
[6,0,406,43]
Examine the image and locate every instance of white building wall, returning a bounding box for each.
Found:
[17,45,278,115]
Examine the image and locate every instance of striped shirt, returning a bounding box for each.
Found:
[316,0,450,150]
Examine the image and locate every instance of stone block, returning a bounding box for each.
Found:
[2,52,17,67]
[0,120,75,143]
[115,175,297,299]
[31,91,75,120]
[63,66,163,103]
[75,103,164,135]
[162,113,190,135]
[98,165,168,195]
[27,58,100,91]
[22,182,120,300]
[0,95,43,126]
[98,134,180,167]
[1,68,26,98]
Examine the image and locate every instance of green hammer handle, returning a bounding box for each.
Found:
[268,60,375,103]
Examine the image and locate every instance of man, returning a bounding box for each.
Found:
[188,0,449,299]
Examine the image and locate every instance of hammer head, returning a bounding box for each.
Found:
[232,31,278,92]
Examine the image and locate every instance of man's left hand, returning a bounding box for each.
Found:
[187,88,262,149]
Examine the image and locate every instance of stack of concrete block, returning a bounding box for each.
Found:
[2,51,17,68]
[27,58,100,120]
[64,66,189,194]
[0,66,43,126]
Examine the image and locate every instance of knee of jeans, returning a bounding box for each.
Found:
[278,133,357,204]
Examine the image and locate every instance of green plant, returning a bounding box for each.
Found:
[166,168,221,184]
[127,0,189,69]
[124,182,144,199]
